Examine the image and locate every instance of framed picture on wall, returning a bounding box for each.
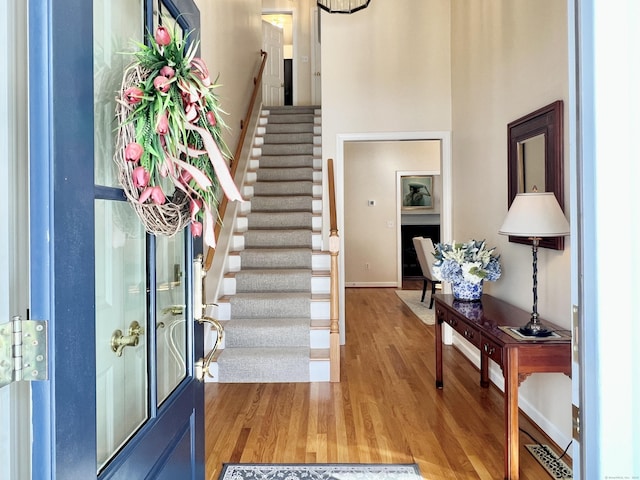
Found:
[400,175,433,211]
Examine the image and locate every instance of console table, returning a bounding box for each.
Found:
[434,294,571,480]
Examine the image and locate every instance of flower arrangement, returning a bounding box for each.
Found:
[432,239,501,285]
[114,26,242,247]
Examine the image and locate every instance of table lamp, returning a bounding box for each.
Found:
[498,192,570,336]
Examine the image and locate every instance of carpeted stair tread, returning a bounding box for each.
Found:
[264,132,315,145]
[239,248,312,269]
[229,292,311,319]
[243,229,312,249]
[260,143,314,156]
[247,211,312,229]
[253,181,315,196]
[235,269,312,293]
[256,167,314,182]
[250,195,313,212]
[264,113,315,124]
[265,123,314,134]
[259,155,315,168]
[217,347,310,383]
[266,105,317,114]
[223,317,310,348]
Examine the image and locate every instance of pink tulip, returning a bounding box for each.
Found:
[190,57,211,86]
[124,87,143,104]
[150,186,166,204]
[153,75,170,94]
[125,142,143,162]
[154,26,171,46]
[191,221,203,237]
[206,111,217,127]
[156,112,169,135]
[139,186,166,205]
[180,169,193,185]
[132,166,150,188]
[159,66,175,79]
[138,186,153,203]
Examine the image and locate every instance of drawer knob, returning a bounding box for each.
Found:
[483,343,495,355]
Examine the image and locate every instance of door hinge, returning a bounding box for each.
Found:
[572,403,580,440]
[0,316,48,388]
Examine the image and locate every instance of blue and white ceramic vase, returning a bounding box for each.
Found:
[452,279,483,301]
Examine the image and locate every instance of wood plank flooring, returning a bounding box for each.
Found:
[205,287,568,479]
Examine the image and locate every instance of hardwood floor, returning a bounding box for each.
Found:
[205,287,567,479]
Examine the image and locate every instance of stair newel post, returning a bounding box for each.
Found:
[328,159,341,382]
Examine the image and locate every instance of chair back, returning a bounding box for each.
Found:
[412,236,437,281]
[422,237,438,279]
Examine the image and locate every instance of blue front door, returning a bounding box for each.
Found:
[29,1,204,478]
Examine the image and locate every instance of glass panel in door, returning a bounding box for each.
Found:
[93,0,146,471]
[95,201,148,470]
[156,233,188,406]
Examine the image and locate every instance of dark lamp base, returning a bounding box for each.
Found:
[518,323,554,338]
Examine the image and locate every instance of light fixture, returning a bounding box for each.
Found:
[498,192,570,337]
[317,0,371,14]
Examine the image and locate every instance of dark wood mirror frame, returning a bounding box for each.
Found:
[507,100,564,250]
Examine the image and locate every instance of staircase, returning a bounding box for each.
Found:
[211,106,331,383]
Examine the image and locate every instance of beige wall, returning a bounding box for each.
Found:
[451,0,571,445]
[344,141,441,286]
[320,0,452,161]
[195,0,263,152]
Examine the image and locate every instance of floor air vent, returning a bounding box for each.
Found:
[525,444,573,479]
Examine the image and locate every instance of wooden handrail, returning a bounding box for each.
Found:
[204,50,267,271]
[328,158,341,382]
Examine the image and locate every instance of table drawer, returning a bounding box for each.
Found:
[444,312,481,348]
[481,336,503,366]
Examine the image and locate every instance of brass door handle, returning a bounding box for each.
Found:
[111,321,144,357]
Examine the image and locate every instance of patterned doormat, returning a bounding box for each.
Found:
[218,463,422,480]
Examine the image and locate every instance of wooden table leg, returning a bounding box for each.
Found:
[435,315,443,389]
[480,347,490,388]
[503,347,519,480]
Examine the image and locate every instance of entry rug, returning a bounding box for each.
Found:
[395,289,436,325]
[218,463,423,480]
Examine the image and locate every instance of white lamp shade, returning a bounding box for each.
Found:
[499,192,570,237]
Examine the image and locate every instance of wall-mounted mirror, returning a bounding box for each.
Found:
[507,100,564,250]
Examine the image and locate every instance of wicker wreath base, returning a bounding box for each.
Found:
[114,64,191,237]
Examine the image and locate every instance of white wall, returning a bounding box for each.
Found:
[451,0,572,448]
[344,140,441,286]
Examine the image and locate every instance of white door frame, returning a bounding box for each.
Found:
[1,0,31,478]
[334,131,452,345]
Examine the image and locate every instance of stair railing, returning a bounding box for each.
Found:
[204,49,267,272]
[328,158,341,382]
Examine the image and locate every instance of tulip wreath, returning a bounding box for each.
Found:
[114,26,242,247]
